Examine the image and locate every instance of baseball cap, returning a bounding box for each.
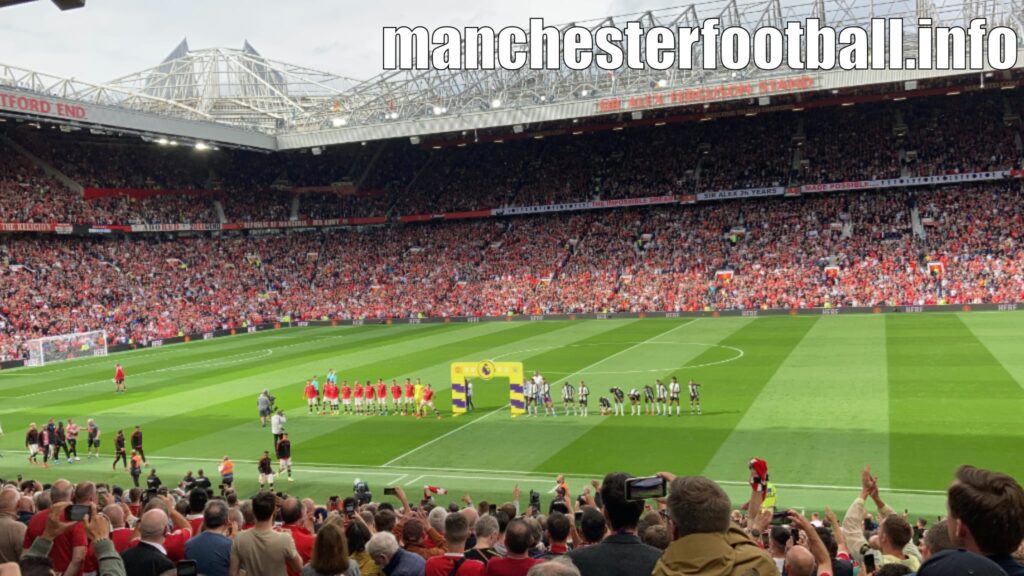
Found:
[917,549,1008,576]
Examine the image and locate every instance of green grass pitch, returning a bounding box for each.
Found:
[2,313,1022,517]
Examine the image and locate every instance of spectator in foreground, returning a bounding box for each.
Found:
[651,475,779,576]
[367,531,424,576]
[945,465,1024,576]
[21,502,126,576]
[347,520,380,576]
[484,519,542,576]
[425,513,484,575]
[465,515,502,565]
[121,509,176,576]
[185,499,235,576]
[303,520,360,576]
[917,549,1008,576]
[567,473,661,576]
[0,488,25,564]
[229,491,302,576]
[22,479,86,576]
[919,519,954,561]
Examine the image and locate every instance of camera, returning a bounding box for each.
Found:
[529,490,541,511]
[353,479,371,506]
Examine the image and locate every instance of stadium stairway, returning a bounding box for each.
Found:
[0,133,82,194]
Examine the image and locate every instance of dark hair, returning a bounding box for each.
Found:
[546,511,571,542]
[496,510,512,532]
[375,509,397,533]
[771,526,792,548]
[947,465,1024,555]
[310,522,350,574]
[251,491,277,522]
[600,472,644,530]
[881,515,913,549]
[816,526,838,558]
[505,519,532,554]
[346,519,371,553]
[204,500,229,530]
[445,512,470,544]
[667,476,731,537]
[189,490,208,515]
[403,518,425,544]
[580,507,606,543]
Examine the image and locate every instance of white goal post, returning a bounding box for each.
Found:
[25,330,108,367]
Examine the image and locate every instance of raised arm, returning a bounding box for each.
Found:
[789,510,833,576]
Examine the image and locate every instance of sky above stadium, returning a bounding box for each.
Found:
[0,0,688,82]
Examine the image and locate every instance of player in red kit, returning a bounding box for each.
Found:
[364,380,376,416]
[304,381,318,414]
[324,381,339,415]
[354,381,365,414]
[418,384,442,420]
[113,363,126,393]
[403,379,415,416]
[341,381,352,414]
[390,379,402,415]
[376,379,388,416]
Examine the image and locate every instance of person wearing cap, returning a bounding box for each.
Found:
[946,465,1024,576]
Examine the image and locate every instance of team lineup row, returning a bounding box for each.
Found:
[256,370,707,419]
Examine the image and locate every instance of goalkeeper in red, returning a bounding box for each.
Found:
[113,363,126,393]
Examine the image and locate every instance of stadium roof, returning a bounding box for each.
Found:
[2,0,1024,151]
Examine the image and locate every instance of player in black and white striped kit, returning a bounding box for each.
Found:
[643,383,656,415]
[578,381,589,417]
[561,382,577,416]
[688,379,703,415]
[656,379,668,416]
[668,377,682,416]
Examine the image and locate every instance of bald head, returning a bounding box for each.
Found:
[139,509,168,543]
[0,489,18,514]
[74,482,97,505]
[103,504,125,528]
[785,545,816,576]
[50,480,72,503]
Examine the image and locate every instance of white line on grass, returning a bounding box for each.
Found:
[381,319,701,468]
[0,450,948,495]
[382,406,509,467]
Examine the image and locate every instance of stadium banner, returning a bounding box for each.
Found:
[0,92,88,121]
[696,187,786,202]
[0,222,63,232]
[83,188,220,200]
[800,171,1012,194]
[493,195,678,217]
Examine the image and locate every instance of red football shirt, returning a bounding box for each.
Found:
[304,384,317,399]
[391,385,402,399]
[341,385,352,400]
[23,510,88,574]
[426,554,486,576]
[279,524,315,576]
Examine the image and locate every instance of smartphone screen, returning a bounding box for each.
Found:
[624,476,666,501]
[384,487,397,496]
[863,553,876,573]
[176,560,199,576]
[489,504,497,516]
[66,505,91,522]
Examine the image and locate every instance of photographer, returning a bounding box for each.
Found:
[258,390,274,427]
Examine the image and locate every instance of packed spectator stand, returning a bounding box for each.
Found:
[2,89,1024,361]
[0,463,1022,576]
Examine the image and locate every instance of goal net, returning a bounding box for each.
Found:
[25,330,108,367]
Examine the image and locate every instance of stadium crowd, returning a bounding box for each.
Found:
[0,462,1021,576]
[2,183,1024,361]
[2,89,1022,224]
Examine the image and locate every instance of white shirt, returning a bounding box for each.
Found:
[271,414,286,435]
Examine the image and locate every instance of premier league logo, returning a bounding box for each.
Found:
[478,360,497,380]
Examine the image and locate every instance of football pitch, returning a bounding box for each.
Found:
[2,313,1023,517]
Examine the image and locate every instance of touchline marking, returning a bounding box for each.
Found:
[382,406,509,467]
[0,451,947,496]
